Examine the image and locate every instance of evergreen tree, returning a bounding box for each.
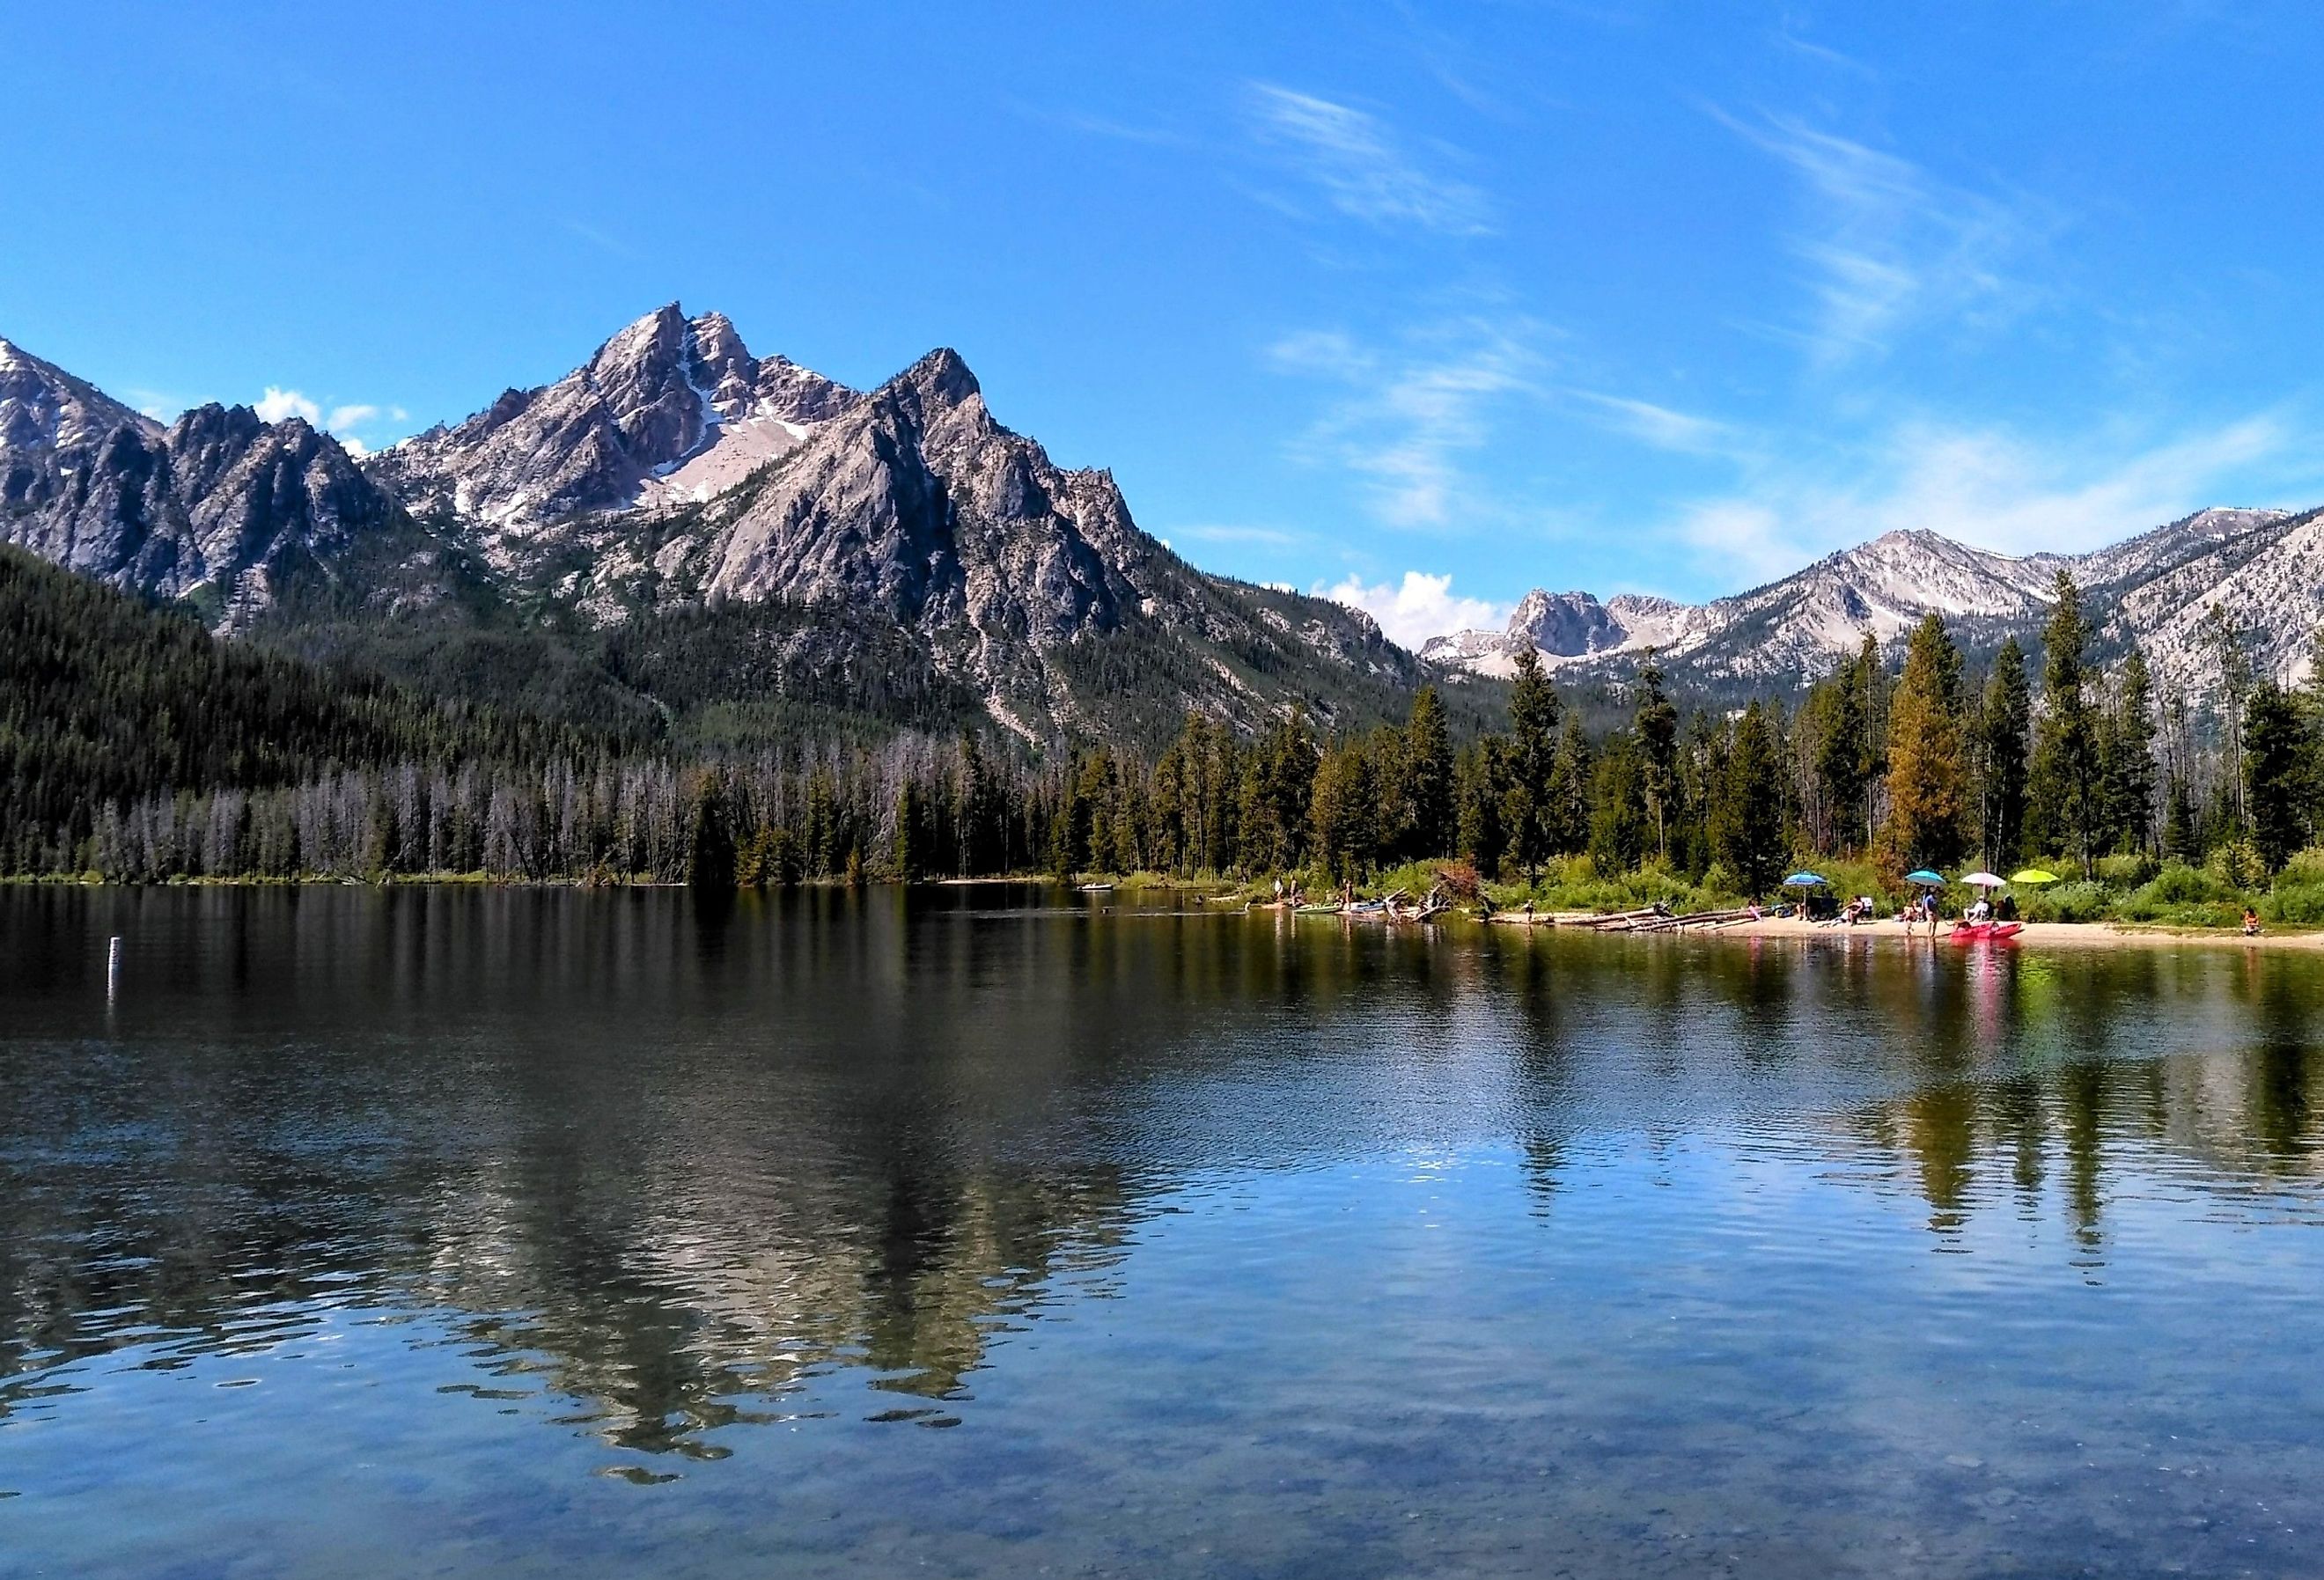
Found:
[1882,614,1968,871]
[1504,648,1561,877]
[893,782,924,881]
[685,771,736,889]
[1714,702,1787,896]
[1633,654,1680,863]
[1546,712,1594,856]
[1587,732,1647,873]
[2244,681,2313,873]
[1404,685,1454,859]
[1309,741,1379,880]
[2100,646,2159,855]
[1976,638,2033,869]
[2026,572,2100,875]
[1806,640,1874,852]
[1454,738,1509,878]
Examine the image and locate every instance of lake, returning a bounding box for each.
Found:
[3,885,2321,1576]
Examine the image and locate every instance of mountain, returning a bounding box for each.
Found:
[364,305,860,543]
[2,315,1457,751]
[2,338,415,628]
[1424,508,2318,701]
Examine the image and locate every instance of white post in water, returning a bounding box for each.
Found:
[107,936,121,1003]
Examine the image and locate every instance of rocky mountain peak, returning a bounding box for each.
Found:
[362,305,861,536]
[0,334,161,453]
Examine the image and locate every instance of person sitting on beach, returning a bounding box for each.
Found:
[2244,907,2262,937]
[1967,896,1990,924]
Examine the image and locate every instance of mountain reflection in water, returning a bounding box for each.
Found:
[3,886,2321,1577]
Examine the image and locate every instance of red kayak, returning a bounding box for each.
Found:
[1950,922,2024,944]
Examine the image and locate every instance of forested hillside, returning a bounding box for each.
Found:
[13,543,2323,917]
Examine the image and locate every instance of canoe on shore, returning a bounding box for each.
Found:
[1950,921,2025,944]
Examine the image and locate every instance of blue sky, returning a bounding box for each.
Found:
[11,2,2324,643]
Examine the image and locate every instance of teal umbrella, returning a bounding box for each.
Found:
[1783,871,1828,887]
[1903,869,1945,885]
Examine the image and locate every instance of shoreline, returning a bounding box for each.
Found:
[1573,913,2324,952]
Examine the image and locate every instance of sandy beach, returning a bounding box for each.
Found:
[1662,915,2324,952]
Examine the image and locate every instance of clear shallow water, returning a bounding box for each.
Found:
[2,886,2321,1577]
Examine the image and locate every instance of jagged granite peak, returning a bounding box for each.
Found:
[0,335,162,457]
[1421,588,1666,674]
[688,344,1201,731]
[364,305,860,538]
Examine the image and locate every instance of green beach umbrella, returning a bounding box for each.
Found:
[2010,868,2060,886]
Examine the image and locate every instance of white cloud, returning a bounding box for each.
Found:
[1247,84,1493,236]
[1317,570,1507,648]
[1714,109,2048,364]
[1664,408,2317,580]
[1269,317,1545,529]
[254,386,321,424]
[253,389,403,450]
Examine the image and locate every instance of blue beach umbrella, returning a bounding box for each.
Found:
[1903,869,1945,886]
[1782,871,1828,888]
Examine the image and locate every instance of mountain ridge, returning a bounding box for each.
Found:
[1422,507,2317,700]
[0,312,1449,751]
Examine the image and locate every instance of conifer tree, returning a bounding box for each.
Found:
[685,770,736,889]
[1977,636,2033,869]
[2026,572,2100,875]
[1404,685,1454,859]
[2244,681,2312,873]
[1588,732,1647,873]
[1309,740,1378,880]
[1546,712,1594,856]
[1714,702,1786,896]
[1633,654,1680,863]
[2100,646,2159,855]
[1504,648,1560,875]
[1883,614,1968,870]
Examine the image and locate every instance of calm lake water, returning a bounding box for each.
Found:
[3,886,2322,1577]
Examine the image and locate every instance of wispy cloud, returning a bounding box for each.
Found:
[1247,84,1493,236]
[1662,408,2318,581]
[1269,316,1546,529]
[254,387,405,452]
[1316,570,1506,648]
[1569,391,1743,458]
[1174,523,1310,547]
[1714,109,2048,364]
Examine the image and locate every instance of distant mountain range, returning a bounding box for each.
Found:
[7,311,2319,745]
[0,312,1438,749]
[1422,507,2323,701]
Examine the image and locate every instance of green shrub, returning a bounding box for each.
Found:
[2262,882,2324,925]
[2276,848,2324,887]
[2097,851,2158,887]
[2209,841,2266,890]
[2128,861,2238,912]
[2023,879,2109,922]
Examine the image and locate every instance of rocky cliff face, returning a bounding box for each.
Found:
[2,339,408,627]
